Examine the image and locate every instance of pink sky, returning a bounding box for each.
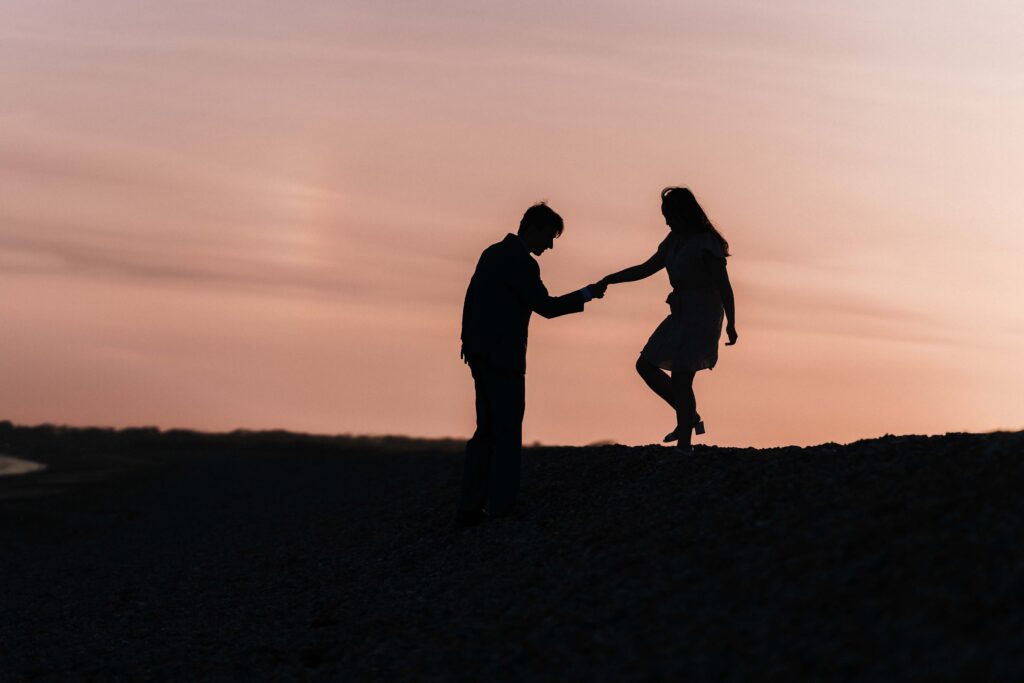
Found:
[2,1,1023,447]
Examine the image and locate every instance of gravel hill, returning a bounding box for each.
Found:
[2,423,1022,681]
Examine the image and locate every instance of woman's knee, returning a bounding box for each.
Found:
[635,356,653,376]
[671,370,696,388]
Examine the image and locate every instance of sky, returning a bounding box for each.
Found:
[2,0,1022,447]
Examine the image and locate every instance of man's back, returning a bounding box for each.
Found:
[461,234,535,374]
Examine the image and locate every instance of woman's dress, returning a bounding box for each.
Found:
[639,231,726,373]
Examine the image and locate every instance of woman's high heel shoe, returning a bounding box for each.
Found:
[663,414,705,443]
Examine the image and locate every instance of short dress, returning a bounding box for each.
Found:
[640,231,726,373]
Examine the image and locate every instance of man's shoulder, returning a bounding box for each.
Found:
[481,234,532,266]
[480,240,504,258]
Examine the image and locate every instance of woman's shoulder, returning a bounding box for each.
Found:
[656,231,676,253]
[699,231,726,259]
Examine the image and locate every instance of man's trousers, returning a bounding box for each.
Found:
[458,359,525,517]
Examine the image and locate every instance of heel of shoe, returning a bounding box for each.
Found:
[666,418,706,442]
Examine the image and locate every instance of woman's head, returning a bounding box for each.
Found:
[660,187,707,231]
[660,187,730,256]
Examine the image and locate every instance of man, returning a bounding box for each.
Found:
[457,202,606,526]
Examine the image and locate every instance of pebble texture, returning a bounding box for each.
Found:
[1,423,1023,681]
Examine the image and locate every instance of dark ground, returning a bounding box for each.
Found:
[2,421,1023,681]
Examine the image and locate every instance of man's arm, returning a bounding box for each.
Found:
[518,259,587,319]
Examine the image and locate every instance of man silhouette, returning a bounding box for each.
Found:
[457,202,605,526]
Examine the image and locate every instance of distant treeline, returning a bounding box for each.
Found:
[0,421,464,456]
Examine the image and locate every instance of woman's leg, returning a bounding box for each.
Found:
[638,357,700,436]
[635,356,674,408]
[671,370,697,448]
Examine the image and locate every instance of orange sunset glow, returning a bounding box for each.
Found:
[2,1,1022,447]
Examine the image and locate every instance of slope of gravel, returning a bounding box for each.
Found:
[2,424,1023,681]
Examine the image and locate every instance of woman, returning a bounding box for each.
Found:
[600,187,738,454]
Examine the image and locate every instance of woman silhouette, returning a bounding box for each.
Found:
[600,188,737,453]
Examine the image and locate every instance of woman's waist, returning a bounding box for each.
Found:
[666,289,722,315]
[667,287,720,301]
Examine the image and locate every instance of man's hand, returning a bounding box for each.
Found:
[587,281,607,299]
[725,323,738,346]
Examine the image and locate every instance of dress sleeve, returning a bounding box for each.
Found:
[702,233,726,261]
[656,234,672,259]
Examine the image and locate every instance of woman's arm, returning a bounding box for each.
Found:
[708,257,738,345]
[601,250,665,286]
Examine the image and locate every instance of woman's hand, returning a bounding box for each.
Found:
[725,323,738,346]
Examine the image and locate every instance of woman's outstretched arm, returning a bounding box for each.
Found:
[601,251,665,286]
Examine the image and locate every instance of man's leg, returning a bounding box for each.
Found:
[458,361,492,521]
[485,369,525,517]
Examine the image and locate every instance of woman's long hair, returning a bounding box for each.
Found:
[661,187,730,257]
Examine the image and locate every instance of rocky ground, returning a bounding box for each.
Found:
[2,422,1023,681]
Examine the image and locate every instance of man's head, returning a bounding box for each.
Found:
[517,202,563,256]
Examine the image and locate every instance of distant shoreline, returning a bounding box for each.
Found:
[0,455,46,477]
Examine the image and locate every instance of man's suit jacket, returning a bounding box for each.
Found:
[461,233,585,374]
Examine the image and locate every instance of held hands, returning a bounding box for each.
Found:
[586,281,608,299]
[592,276,615,299]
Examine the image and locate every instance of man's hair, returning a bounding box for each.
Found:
[518,202,564,237]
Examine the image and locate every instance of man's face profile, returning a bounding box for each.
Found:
[525,223,557,256]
